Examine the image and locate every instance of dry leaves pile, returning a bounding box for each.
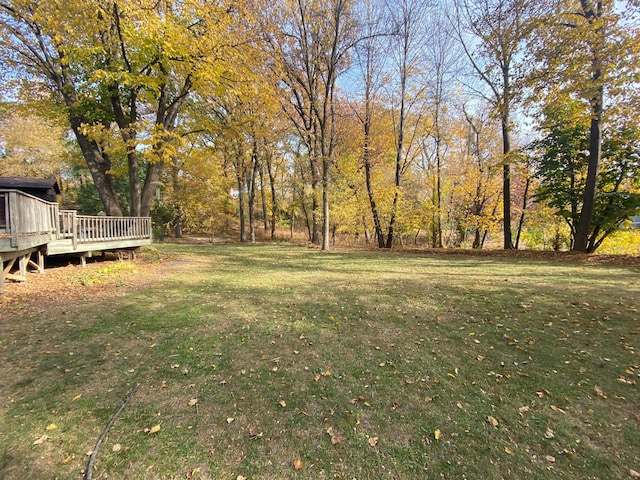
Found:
[0,254,171,318]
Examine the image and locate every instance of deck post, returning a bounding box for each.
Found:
[38,250,45,273]
[9,191,18,247]
[18,253,27,281]
[71,211,78,249]
[80,251,91,267]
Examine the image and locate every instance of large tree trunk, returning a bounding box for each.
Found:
[140,162,163,218]
[574,87,603,252]
[68,115,123,216]
[572,1,605,253]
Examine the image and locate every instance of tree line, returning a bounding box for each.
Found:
[0,0,638,252]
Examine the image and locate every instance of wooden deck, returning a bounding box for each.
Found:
[1,188,152,291]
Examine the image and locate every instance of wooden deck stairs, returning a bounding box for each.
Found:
[0,188,152,293]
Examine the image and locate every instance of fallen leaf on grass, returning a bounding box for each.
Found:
[294,458,303,470]
[226,417,235,424]
[279,400,287,408]
[33,435,49,445]
[550,405,566,414]
[368,436,379,447]
[146,424,161,434]
[518,406,530,416]
[618,376,637,385]
[188,398,198,407]
[505,446,514,455]
[594,385,607,398]
[46,423,57,431]
[186,468,200,479]
[629,469,640,478]
[545,455,556,463]
[434,430,442,440]
[249,427,263,439]
[326,427,343,445]
[72,394,82,401]
[62,455,73,464]
[487,416,499,427]
[112,444,122,452]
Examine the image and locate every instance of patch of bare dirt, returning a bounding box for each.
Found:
[0,252,181,319]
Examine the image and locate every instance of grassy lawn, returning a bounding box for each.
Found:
[1,243,639,479]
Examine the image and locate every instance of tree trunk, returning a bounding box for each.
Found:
[386,190,399,249]
[140,162,163,218]
[68,115,123,216]
[259,160,268,232]
[237,172,246,243]
[109,84,142,217]
[387,89,405,249]
[310,152,320,244]
[501,109,514,249]
[433,104,443,248]
[266,151,278,239]
[322,157,330,251]
[363,104,385,248]
[472,228,481,249]
[514,175,531,249]
[387,38,408,250]
[172,162,183,238]
[574,88,603,252]
[248,147,259,243]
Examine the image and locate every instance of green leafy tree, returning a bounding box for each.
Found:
[531,101,640,252]
[531,0,640,251]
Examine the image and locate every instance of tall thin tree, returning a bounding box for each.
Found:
[452,0,536,249]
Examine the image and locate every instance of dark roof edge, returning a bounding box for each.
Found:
[0,177,61,194]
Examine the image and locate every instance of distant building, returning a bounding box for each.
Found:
[631,216,640,229]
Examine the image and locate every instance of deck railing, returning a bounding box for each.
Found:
[59,210,152,249]
[0,189,59,248]
[0,188,152,254]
